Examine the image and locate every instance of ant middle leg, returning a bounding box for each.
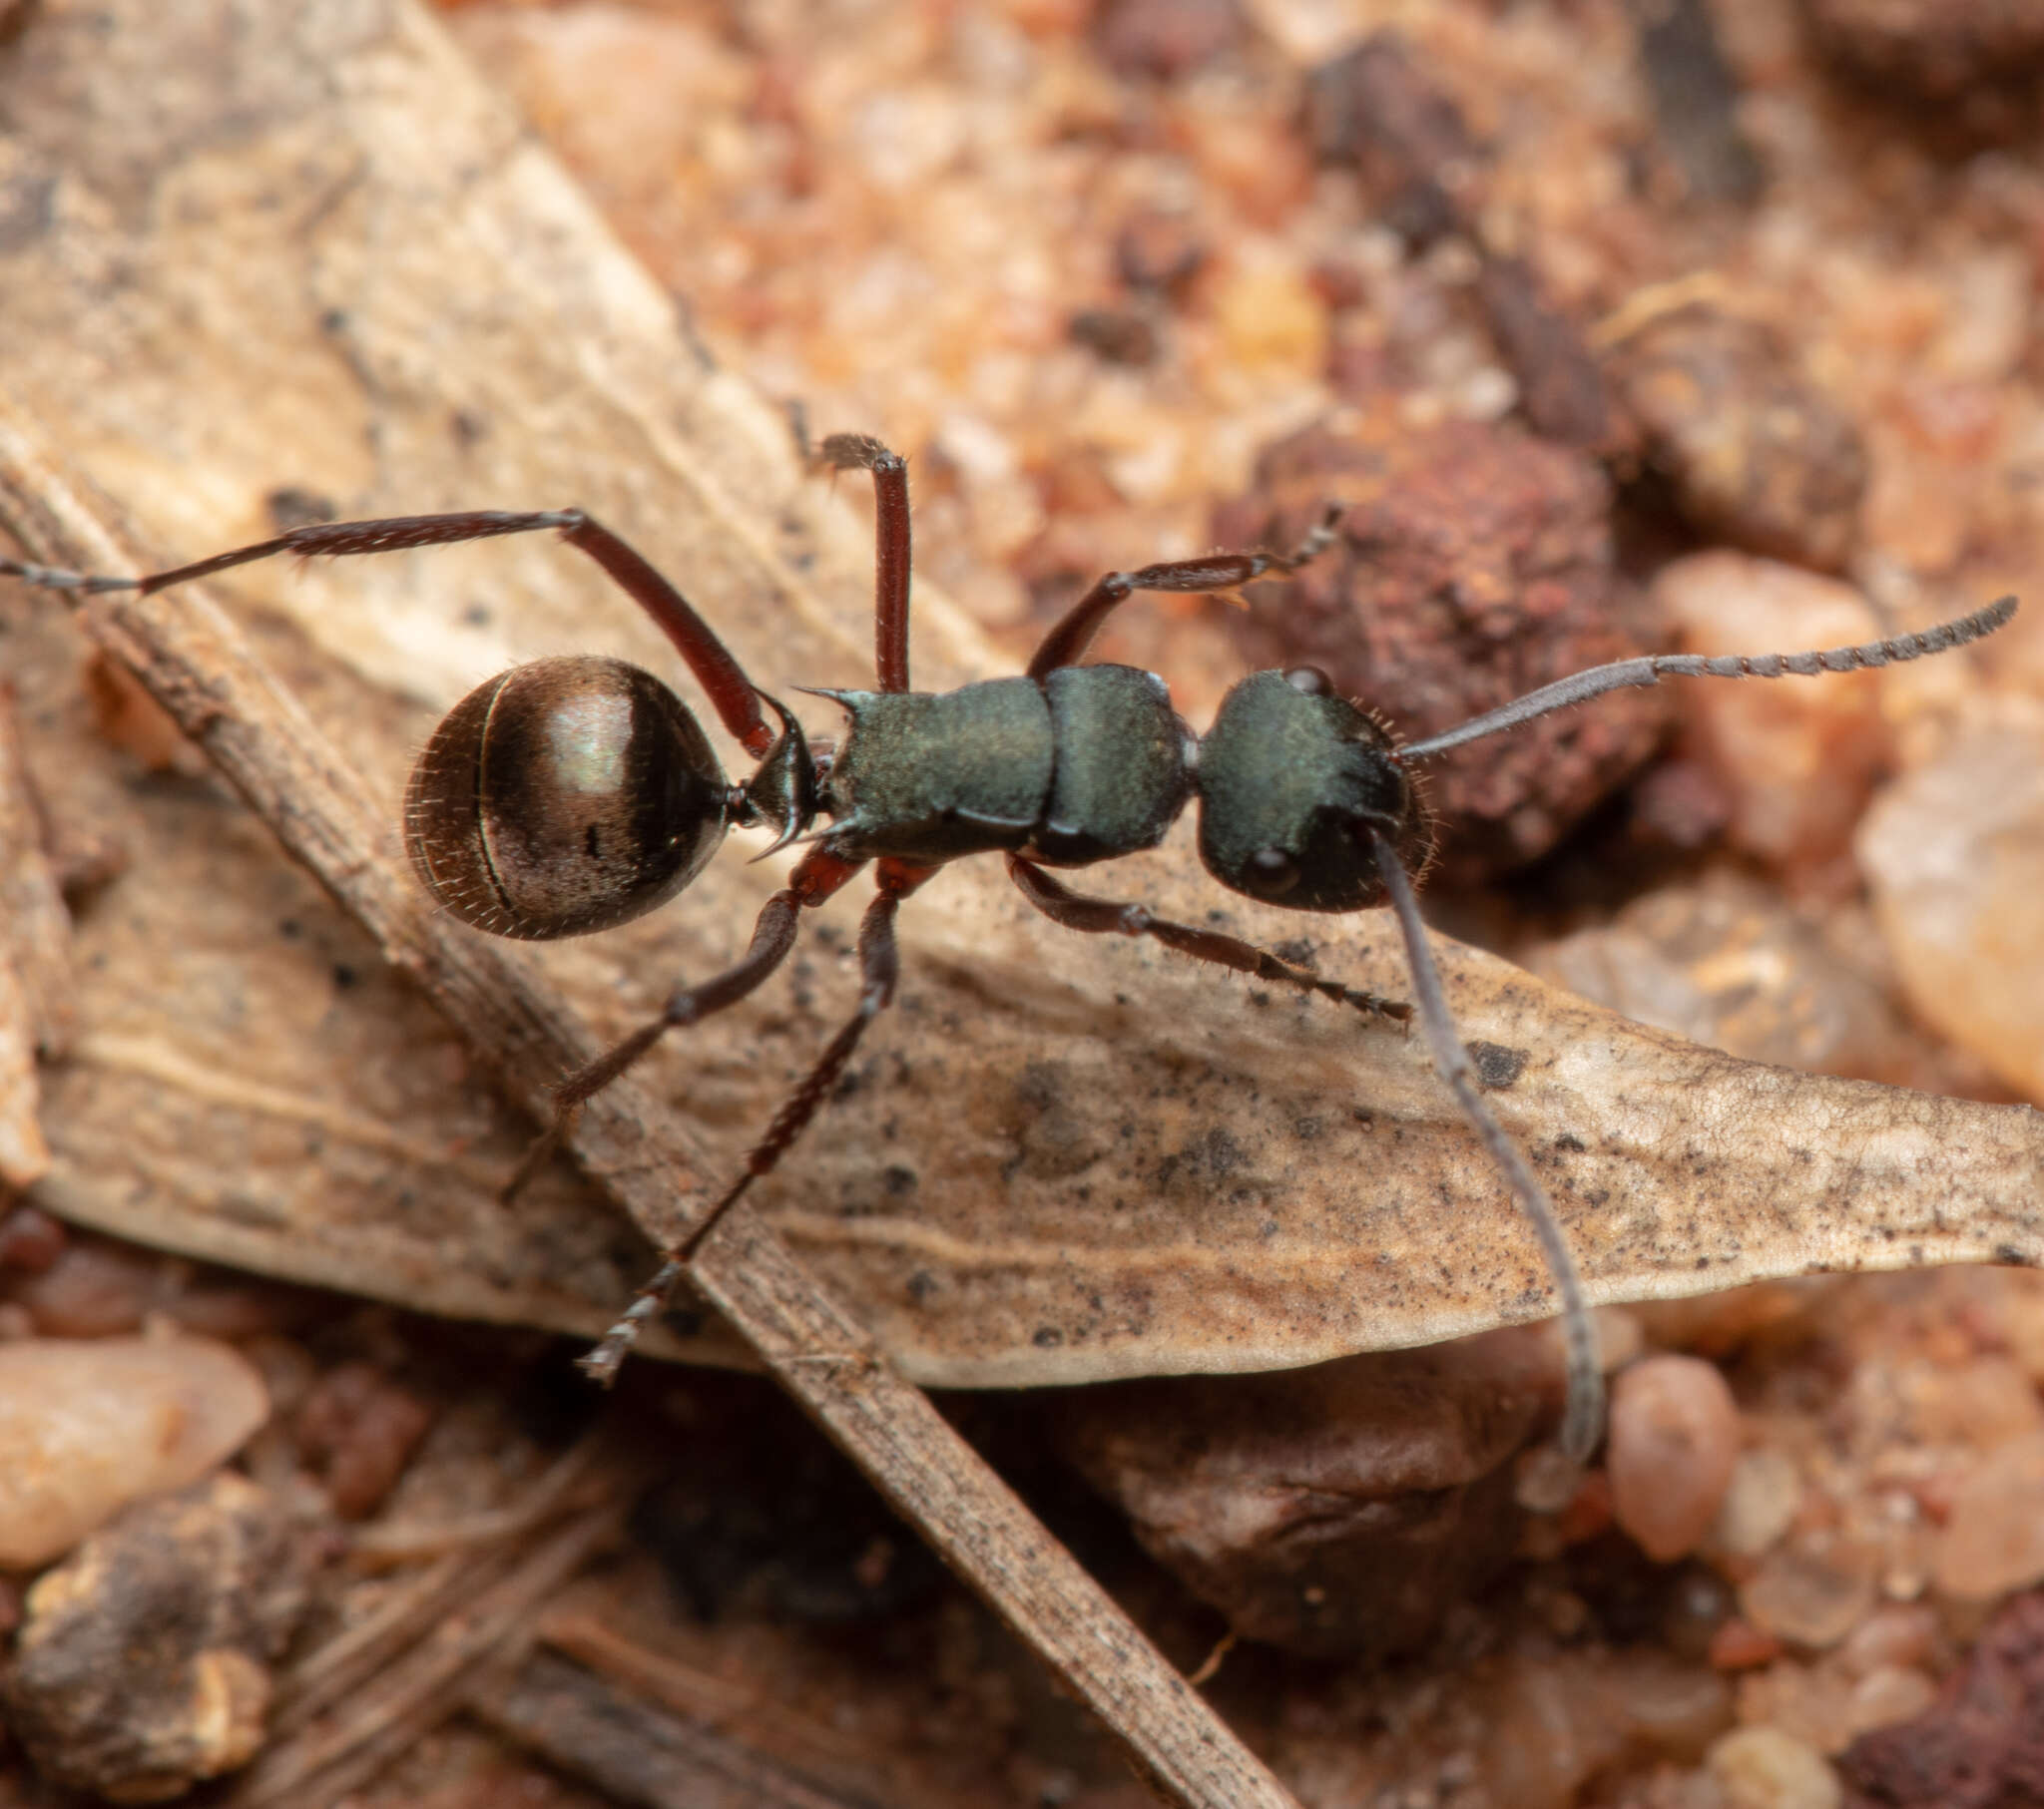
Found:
[579,856,934,1383]
[1026,503,1343,679]
[0,510,780,757]
[1005,855,1410,1024]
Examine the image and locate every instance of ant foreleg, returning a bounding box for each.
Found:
[1026,504,1343,679]
[795,426,913,694]
[578,858,933,1384]
[0,511,780,758]
[1364,826,1603,1467]
[1005,855,1410,1023]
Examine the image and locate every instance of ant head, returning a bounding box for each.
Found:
[1196,667,1434,913]
[404,656,731,939]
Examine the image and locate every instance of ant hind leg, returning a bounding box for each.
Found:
[579,857,933,1384]
[1005,855,1409,1024]
[0,509,781,756]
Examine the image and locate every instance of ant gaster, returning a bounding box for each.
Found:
[4,437,2016,1464]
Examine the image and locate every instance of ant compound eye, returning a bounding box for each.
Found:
[1247,846,1300,895]
[1283,666,1333,696]
[405,656,730,940]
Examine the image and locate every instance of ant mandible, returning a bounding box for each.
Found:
[3,436,2016,1464]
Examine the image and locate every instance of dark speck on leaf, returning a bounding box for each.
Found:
[1470,1042,1525,1089]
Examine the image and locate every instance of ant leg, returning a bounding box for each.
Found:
[1364,826,1602,1466]
[1006,855,1410,1024]
[579,856,933,1383]
[1027,504,1343,679]
[0,511,779,758]
[504,845,868,1203]
[799,430,912,693]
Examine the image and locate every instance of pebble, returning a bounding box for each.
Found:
[1608,1354,1742,1562]
[1856,721,2044,1104]
[295,1362,434,1520]
[1049,1329,1551,1657]
[1900,1355,2044,1447]
[0,1204,65,1273]
[1653,554,1891,869]
[1527,874,1918,1080]
[3,1238,168,1337]
[1717,1448,1804,1557]
[1737,1655,1859,1755]
[1710,1617,1785,1671]
[1837,1603,1938,1676]
[1741,1545,1876,1648]
[0,1333,269,1568]
[1606,305,1865,570]
[1706,1725,1842,1809]
[1212,406,1656,881]
[2,1473,309,1800]
[1847,1663,1938,1736]
[1932,1432,2044,1599]
[1479,1648,1731,1809]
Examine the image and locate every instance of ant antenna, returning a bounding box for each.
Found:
[1370,591,2019,1462]
[1399,596,2018,762]
[1367,826,1603,1464]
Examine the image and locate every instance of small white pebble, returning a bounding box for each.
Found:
[1847,1664,1937,1736]
[0,1335,268,1568]
[1707,1725,1842,1809]
[1609,1354,1741,1562]
[1933,1433,2044,1599]
[1837,1604,1937,1677]
[1717,1448,1802,1557]
[1741,1545,1875,1648]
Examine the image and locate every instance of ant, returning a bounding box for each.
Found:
[2,437,2015,1463]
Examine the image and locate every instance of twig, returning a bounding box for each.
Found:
[0,684,63,1187]
[468,1649,863,1809]
[346,1434,613,1563]
[0,682,78,1059]
[0,400,1298,1808]
[224,1499,630,1809]
[538,1610,886,1769]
